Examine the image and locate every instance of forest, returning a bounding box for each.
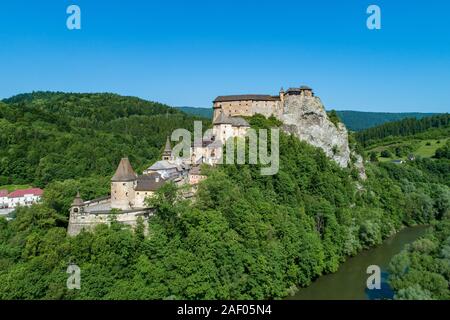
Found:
[355,114,450,147]
[0,93,449,299]
[0,91,209,187]
[389,214,450,300]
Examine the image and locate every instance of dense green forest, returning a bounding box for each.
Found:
[175,106,438,132]
[0,92,209,187]
[335,111,439,132]
[0,98,449,299]
[174,106,212,119]
[355,114,450,147]
[389,215,450,300]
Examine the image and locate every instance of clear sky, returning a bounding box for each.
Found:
[0,0,449,112]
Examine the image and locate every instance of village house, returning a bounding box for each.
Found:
[0,188,44,209]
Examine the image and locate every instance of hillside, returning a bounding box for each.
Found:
[0,111,449,299]
[335,111,438,131]
[0,93,448,300]
[356,114,450,148]
[0,92,209,188]
[175,106,212,119]
[358,115,450,187]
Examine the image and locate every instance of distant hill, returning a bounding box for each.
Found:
[335,111,438,131]
[356,113,450,147]
[174,107,438,131]
[175,106,212,119]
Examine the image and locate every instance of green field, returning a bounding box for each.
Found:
[367,138,448,162]
[0,185,32,192]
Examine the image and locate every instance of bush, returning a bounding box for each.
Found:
[381,150,392,158]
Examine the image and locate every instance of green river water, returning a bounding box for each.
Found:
[287,226,429,300]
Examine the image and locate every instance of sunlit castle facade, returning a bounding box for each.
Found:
[212,86,314,121]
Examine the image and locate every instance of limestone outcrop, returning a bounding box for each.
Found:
[280,95,366,179]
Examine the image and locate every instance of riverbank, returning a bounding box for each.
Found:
[286,225,429,300]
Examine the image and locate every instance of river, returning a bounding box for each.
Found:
[287,226,429,300]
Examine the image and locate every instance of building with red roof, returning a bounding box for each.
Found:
[4,188,44,209]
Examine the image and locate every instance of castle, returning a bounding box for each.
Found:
[67,139,207,236]
[213,86,314,120]
[68,84,352,236]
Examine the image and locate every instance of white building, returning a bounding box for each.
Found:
[0,190,8,209]
[5,188,44,208]
[211,111,250,145]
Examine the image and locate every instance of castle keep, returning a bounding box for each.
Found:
[213,86,314,121]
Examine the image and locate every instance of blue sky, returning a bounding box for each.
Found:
[0,0,449,112]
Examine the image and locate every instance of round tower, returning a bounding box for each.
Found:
[111,158,137,210]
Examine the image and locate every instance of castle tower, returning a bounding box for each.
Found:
[111,157,137,210]
[162,137,172,161]
[70,191,84,215]
[279,87,285,102]
[299,85,314,97]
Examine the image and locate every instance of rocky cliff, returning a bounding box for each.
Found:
[280,95,366,179]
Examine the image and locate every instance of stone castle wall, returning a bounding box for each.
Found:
[67,209,151,236]
[213,100,281,120]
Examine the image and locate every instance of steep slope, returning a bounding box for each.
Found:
[1,114,449,300]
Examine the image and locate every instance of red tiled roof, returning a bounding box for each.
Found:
[0,189,8,197]
[7,188,44,198]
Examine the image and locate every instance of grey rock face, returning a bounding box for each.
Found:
[280,95,365,177]
[352,152,367,180]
